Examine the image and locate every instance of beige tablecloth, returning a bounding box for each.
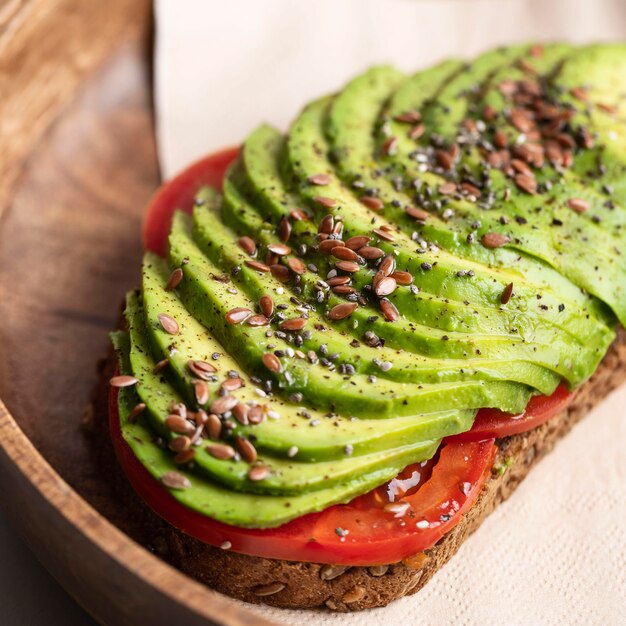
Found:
[155,2,626,622]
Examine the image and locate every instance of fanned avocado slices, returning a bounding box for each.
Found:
[112,43,625,528]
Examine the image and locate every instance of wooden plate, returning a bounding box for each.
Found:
[0,2,275,624]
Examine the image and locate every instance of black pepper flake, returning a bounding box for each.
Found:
[421,262,433,271]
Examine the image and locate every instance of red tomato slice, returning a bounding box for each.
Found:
[143,146,239,256]
[109,383,496,566]
[445,383,573,444]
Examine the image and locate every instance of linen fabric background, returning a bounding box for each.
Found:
[155,1,626,623]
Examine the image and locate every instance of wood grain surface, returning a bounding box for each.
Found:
[0,1,276,624]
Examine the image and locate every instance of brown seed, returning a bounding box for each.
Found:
[329,302,358,321]
[318,238,343,255]
[165,267,184,291]
[169,436,191,453]
[335,260,360,273]
[344,235,370,250]
[360,196,384,211]
[566,198,589,213]
[380,298,399,322]
[238,236,257,256]
[158,314,179,335]
[248,405,265,425]
[438,182,457,196]
[109,375,138,388]
[435,150,454,170]
[511,158,533,177]
[152,358,169,374]
[225,307,252,324]
[265,251,279,266]
[193,409,208,425]
[381,137,398,156]
[406,206,429,222]
[359,246,385,260]
[332,246,359,261]
[206,443,235,460]
[262,352,282,373]
[530,44,544,58]
[232,403,249,425]
[394,110,421,124]
[246,314,269,326]
[253,582,285,597]
[460,182,482,198]
[555,133,576,150]
[174,449,196,465]
[408,123,425,140]
[270,264,291,282]
[170,402,187,418]
[187,359,217,380]
[597,102,618,115]
[194,381,209,406]
[327,275,351,286]
[210,394,239,415]
[280,317,308,331]
[342,586,366,603]
[483,104,498,121]
[510,109,534,133]
[332,285,356,295]
[374,276,397,297]
[372,228,395,242]
[379,254,396,276]
[165,414,196,435]
[221,377,244,392]
[161,471,191,490]
[205,413,222,439]
[570,86,588,101]
[499,79,517,97]
[308,173,331,186]
[287,257,306,275]
[314,196,338,208]
[278,217,292,242]
[235,436,258,463]
[514,173,537,195]
[392,270,413,285]
[245,259,271,273]
[493,130,508,149]
[254,297,273,322]
[247,464,270,481]
[318,214,334,235]
[501,282,514,305]
[290,208,309,221]
[128,402,146,424]
[481,232,511,249]
[267,243,291,256]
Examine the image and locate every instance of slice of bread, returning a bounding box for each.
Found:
[90,328,626,612]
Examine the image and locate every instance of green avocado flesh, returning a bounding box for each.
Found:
[113,43,624,529]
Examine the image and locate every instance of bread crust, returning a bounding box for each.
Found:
[90,328,626,611]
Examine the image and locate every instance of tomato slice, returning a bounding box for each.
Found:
[109,383,496,565]
[143,146,239,256]
[445,383,573,443]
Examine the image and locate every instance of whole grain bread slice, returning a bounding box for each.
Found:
[89,328,626,612]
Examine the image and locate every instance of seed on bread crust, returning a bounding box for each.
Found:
[253,582,286,597]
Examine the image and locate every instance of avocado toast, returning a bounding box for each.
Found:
[105,43,626,610]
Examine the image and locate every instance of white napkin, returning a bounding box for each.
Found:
[155,2,626,622]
